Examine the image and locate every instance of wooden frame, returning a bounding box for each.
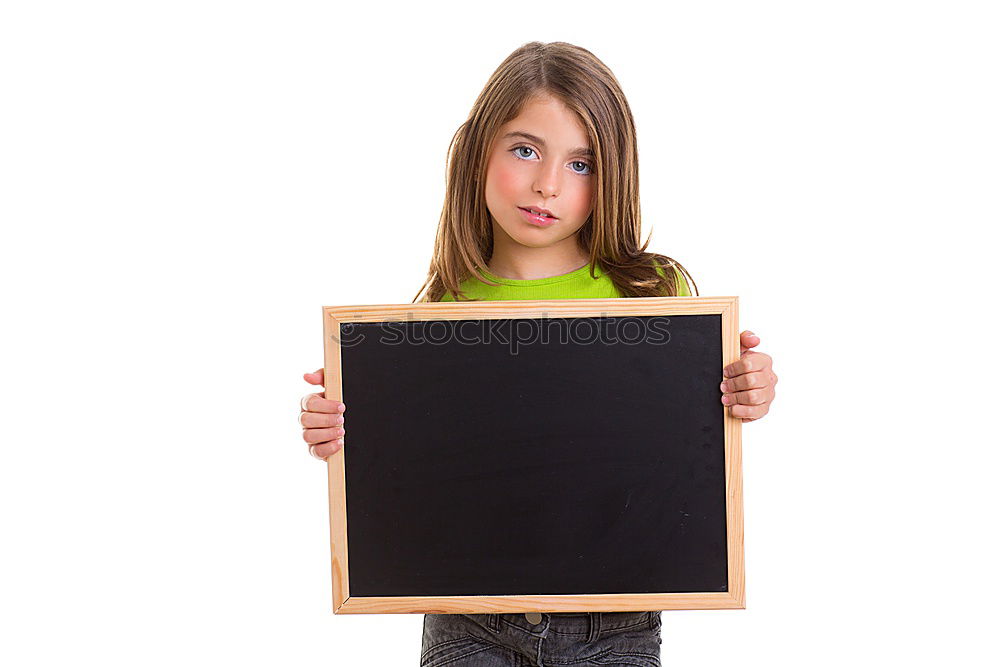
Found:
[322,296,743,614]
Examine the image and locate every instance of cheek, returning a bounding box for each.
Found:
[489,162,522,199]
[569,180,596,216]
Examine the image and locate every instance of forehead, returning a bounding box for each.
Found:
[498,95,590,147]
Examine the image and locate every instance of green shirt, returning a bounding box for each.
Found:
[438,262,691,301]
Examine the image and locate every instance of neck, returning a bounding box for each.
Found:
[487,232,590,281]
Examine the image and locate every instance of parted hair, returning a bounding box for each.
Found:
[412,41,698,303]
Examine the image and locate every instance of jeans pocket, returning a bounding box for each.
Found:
[420,634,498,667]
[589,649,661,667]
[583,617,661,667]
[421,615,497,667]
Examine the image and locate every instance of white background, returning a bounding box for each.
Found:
[2,1,997,665]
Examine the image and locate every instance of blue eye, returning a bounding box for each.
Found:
[510,145,593,176]
[512,146,537,160]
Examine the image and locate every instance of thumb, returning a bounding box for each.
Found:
[740,330,759,355]
[303,368,325,385]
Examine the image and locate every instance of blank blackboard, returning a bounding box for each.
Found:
[322,296,743,614]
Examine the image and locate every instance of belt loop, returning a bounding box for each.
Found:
[487,614,501,633]
[586,612,601,643]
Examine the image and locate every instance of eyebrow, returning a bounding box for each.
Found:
[502,131,595,159]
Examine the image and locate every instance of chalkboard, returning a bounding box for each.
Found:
[322,296,742,614]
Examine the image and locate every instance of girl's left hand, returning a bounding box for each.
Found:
[720,331,777,423]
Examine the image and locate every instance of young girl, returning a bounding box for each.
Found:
[299,41,777,667]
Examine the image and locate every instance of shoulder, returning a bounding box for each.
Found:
[437,275,478,302]
[651,261,692,297]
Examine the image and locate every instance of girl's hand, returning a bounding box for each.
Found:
[300,368,346,461]
[720,331,777,423]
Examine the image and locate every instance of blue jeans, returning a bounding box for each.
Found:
[420,611,662,666]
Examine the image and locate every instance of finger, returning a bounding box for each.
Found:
[723,353,765,378]
[301,393,346,414]
[730,403,769,420]
[303,368,325,385]
[739,330,759,355]
[721,384,774,407]
[310,439,344,460]
[303,425,346,445]
[720,370,770,393]
[723,387,769,406]
[299,411,345,429]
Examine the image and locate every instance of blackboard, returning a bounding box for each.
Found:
[322,296,743,614]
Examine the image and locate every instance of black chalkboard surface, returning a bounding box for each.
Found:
[322,297,743,615]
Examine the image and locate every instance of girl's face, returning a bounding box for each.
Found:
[483,94,596,254]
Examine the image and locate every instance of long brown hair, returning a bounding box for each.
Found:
[412,41,698,303]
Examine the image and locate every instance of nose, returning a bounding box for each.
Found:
[532,160,562,199]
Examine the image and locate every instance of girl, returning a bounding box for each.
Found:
[299,41,777,667]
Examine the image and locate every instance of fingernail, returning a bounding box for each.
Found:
[719,381,728,392]
[336,415,344,424]
[721,395,733,405]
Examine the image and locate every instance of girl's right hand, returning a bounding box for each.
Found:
[300,368,346,461]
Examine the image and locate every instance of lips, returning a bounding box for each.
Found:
[519,207,557,219]
[518,207,558,227]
